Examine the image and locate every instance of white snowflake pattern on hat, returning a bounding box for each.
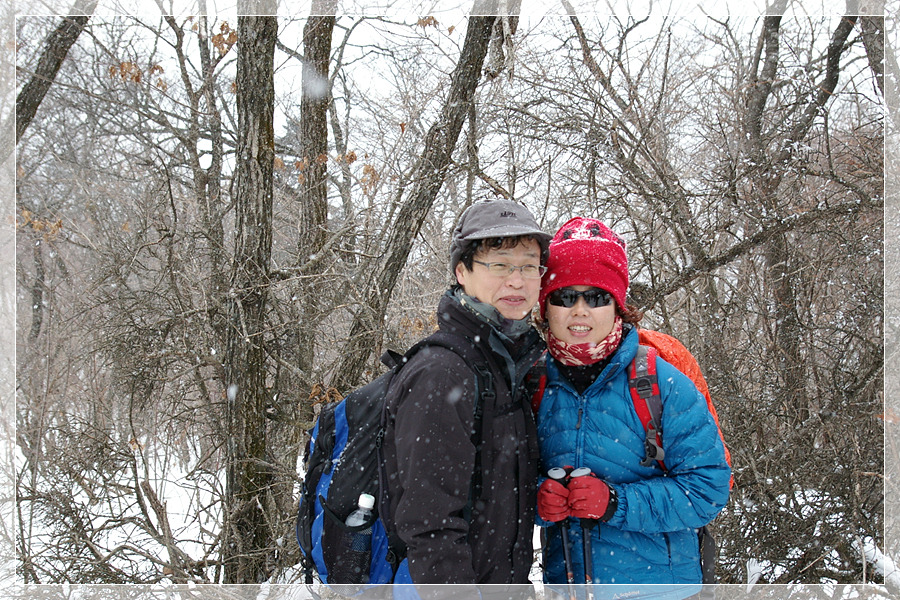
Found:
[558,218,626,250]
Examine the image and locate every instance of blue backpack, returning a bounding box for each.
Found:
[295,331,493,586]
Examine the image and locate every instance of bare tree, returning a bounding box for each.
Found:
[1,0,97,162]
[333,12,499,390]
[743,5,858,428]
[295,7,335,376]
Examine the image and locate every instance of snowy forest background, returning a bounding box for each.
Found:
[5,0,897,596]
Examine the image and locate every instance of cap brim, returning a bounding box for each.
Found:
[461,224,552,242]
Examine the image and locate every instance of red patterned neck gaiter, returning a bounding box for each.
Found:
[547,316,624,367]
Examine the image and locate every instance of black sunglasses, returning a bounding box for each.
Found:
[547,288,614,309]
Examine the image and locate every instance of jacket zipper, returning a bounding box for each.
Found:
[575,394,586,467]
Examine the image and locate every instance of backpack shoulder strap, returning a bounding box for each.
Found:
[628,344,666,471]
[525,352,548,416]
[380,348,405,369]
[406,331,494,397]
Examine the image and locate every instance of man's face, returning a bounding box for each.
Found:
[454,238,542,321]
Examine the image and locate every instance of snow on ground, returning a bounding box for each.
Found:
[859,537,900,590]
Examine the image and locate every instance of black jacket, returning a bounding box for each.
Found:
[380,291,544,584]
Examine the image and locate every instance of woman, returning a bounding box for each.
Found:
[535,217,731,591]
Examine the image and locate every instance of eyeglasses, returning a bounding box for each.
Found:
[472,260,547,279]
[547,288,614,308]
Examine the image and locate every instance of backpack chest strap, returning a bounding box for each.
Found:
[629,345,666,470]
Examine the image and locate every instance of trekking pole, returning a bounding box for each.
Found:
[548,467,576,600]
[570,467,597,600]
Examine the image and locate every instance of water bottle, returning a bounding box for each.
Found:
[342,493,375,583]
[346,493,375,529]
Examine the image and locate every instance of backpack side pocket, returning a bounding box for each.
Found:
[320,498,376,584]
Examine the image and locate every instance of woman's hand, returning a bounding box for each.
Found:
[568,473,618,521]
[537,478,570,522]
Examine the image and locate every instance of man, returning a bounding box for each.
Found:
[380,199,550,584]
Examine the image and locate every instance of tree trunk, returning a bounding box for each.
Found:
[332,14,498,391]
[271,4,337,577]
[297,11,335,375]
[222,9,277,585]
[859,16,885,98]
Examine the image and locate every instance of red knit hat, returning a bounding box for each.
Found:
[539,217,629,317]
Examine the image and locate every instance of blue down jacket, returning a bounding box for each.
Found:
[537,325,731,588]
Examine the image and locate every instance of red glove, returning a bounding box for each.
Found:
[537,478,570,522]
[567,473,617,521]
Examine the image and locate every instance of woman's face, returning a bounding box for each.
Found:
[546,285,617,345]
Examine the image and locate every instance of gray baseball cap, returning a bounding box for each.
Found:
[449,199,551,270]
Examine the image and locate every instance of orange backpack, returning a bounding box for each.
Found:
[633,329,733,488]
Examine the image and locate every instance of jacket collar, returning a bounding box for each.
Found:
[437,289,546,387]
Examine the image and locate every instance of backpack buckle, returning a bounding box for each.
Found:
[634,376,654,399]
[641,423,665,467]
